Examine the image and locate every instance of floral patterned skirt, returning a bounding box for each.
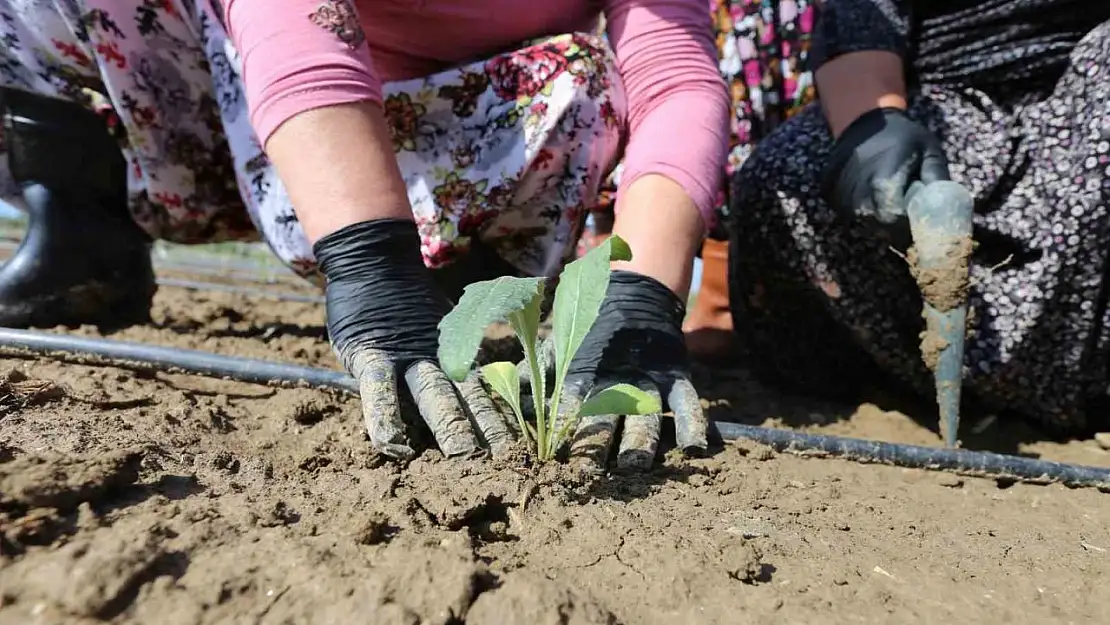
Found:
[0,1,625,282]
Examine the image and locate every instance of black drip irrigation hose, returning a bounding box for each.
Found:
[0,327,355,393]
[713,422,1109,491]
[0,326,1106,491]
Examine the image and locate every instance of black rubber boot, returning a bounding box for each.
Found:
[0,89,156,329]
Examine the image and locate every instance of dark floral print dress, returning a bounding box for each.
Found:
[0,1,623,284]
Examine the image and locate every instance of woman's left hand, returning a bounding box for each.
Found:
[557,270,709,471]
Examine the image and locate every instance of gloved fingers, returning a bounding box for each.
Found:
[551,374,590,442]
[351,349,417,460]
[860,165,914,249]
[567,377,664,473]
[617,413,662,471]
[870,160,915,226]
[616,384,663,471]
[457,371,516,457]
[403,360,481,458]
[569,413,620,472]
[665,375,709,456]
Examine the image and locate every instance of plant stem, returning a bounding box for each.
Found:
[550,403,583,456]
[508,305,549,460]
[545,378,566,461]
[524,342,547,460]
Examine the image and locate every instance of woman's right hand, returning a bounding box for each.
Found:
[814,49,948,244]
[822,106,950,243]
[313,218,514,460]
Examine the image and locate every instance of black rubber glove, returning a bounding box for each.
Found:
[556,270,708,471]
[314,219,512,460]
[823,107,950,245]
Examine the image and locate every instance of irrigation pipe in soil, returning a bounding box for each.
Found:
[0,327,354,393]
[0,326,1106,491]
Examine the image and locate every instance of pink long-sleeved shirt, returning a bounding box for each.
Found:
[224,0,729,226]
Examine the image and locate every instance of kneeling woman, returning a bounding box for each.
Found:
[729,0,1110,435]
[0,0,728,465]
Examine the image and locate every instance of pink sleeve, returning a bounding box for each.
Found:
[224,0,382,146]
[604,0,730,229]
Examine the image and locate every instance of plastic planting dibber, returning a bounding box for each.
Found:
[903,181,975,448]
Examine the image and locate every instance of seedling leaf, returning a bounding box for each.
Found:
[481,361,533,446]
[578,383,661,417]
[544,235,632,458]
[435,234,648,463]
[549,235,631,387]
[481,362,522,415]
[438,276,544,381]
[507,291,548,449]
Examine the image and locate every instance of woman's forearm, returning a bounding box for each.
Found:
[810,0,912,136]
[225,0,400,243]
[264,102,412,243]
[816,50,907,138]
[611,174,704,300]
[601,0,728,301]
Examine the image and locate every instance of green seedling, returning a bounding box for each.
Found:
[438,235,661,461]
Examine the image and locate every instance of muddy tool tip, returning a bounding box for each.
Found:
[904,181,975,448]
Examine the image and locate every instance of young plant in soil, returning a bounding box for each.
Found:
[438,235,660,461]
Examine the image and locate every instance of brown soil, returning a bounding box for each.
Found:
[908,235,974,380]
[907,236,974,314]
[1,282,1109,625]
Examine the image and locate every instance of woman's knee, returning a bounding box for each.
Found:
[511,33,627,157]
[729,104,831,215]
[1075,19,1110,58]
[1061,20,1110,96]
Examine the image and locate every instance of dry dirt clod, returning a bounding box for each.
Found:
[352,511,396,545]
[0,519,175,618]
[919,330,950,372]
[735,441,776,461]
[256,500,300,527]
[1095,433,1110,451]
[724,537,766,584]
[260,388,342,426]
[0,368,65,416]
[936,473,965,488]
[466,573,618,625]
[0,449,143,512]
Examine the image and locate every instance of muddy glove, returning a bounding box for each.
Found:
[557,270,708,471]
[314,219,509,460]
[823,107,950,245]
